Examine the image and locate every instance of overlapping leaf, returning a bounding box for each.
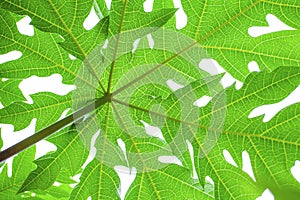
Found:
[0,141,73,199]
[0,10,81,80]
[0,138,36,199]
[0,0,300,200]
[0,79,25,107]
[0,93,73,131]
[18,126,89,193]
[0,0,109,60]
[154,0,300,81]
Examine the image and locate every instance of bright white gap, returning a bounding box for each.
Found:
[242,151,256,182]
[205,176,214,185]
[0,120,57,174]
[114,166,136,200]
[82,130,100,169]
[35,140,57,159]
[291,160,300,183]
[249,85,300,122]
[70,173,82,188]
[83,6,100,31]
[223,74,243,90]
[16,16,34,36]
[132,38,140,53]
[223,149,238,167]
[82,113,93,122]
[221,73,239,89]
[105,0,112,10]
[114,138,136,200]
[223,150,256,182]
[166,79,184,91]
[199,59,243,90]
[158,155,183,166]
[19,74,75,104]
[117,138,130,166]
[193,95,212,107]
[87,196,92,200]
[199,59,224,75]
[140,120,165,141]
[173,0,187,30]
[0,120,35,177]
[143,0,154,12]
[69,54,76,60]
[117,138,125,154]
[248,14,295,38]
[147,34,154,49]
[53,181,61,187]
[0,120,35,149]
[58,108,71,121]
[0,51,22,65]
[104,39,109,49]
[248,61,260,72]
[59,35,65,41]
[0,71,76,173]
[186,140,198,179]
[256,189,274,200]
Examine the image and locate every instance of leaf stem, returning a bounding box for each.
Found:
[0,94,111,163]
[107,0,128,93]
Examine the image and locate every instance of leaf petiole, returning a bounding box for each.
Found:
[0,94,111,163]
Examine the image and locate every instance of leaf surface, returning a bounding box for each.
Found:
[18,126,89,193]
[154,0,300,81]
[0,0,300,200]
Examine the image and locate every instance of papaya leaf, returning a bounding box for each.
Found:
[0,0,299,199]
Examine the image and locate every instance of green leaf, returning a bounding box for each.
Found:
[1,0,300,199]
[194,67,300,199]
[125,165,214,200]
[0,79,25,107]
[109,0,176,35]
[0,143,36,199]
[94,0,109,18]
[153,0,300,81]
[18,126,89,193]
[33,183,72,200]
[69,159,120,200]
[106,67,300,199]
[0,0,109,60]
[0,10,81,82]
[19,183,72,200]
[0,92,73,131]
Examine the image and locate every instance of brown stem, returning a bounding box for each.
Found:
[0,94,111,163]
